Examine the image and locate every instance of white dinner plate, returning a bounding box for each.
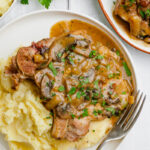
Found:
[98,0,150,54]
[0,10,138,150]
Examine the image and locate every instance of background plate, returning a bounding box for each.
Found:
[98,0,150,54]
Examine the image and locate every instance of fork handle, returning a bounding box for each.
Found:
[96,139,107,150]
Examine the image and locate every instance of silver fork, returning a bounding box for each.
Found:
[97,91,146,150]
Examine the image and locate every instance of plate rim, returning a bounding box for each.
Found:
[98,0,150,54]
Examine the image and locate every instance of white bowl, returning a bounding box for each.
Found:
[98,0,150,54]
[0,0,16,20]
[0,10,138,150]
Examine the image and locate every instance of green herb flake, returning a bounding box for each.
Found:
[93,110,98,116]
[122,91,126,95]
[46,116,51,119]
[106,64,110,70]
[116,50,120,56]
[61,58,66,62]
[58,85,65,92]
[98,110,102,114]
[94,80,99,89]
[145,9,150,17]
[93,130,95,132]
[21,0,29,4]
[71,113,75,119]
[139,10,145,19]
[95,54,104,60]
[108,73,114,79]
[50,112,54,116]
[96,65,100,70]
[122,62,131,76]
[38,0,52,9]
[91,99,98,105]
[69,87,76,95]
[89,50,97,58]
[82,108,89,117]
[49,62,57,76]
[51,93,56,97]
[69,56,74,64]
[102,100,106,107]
[76,91,81,99]
[67,95,72,101]
[105,107,115,115]
[57,52,62,58]
[71,45,76,50]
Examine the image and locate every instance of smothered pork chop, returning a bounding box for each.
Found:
[0,20,134,150]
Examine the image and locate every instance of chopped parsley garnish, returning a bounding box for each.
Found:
[106,64,110,70]
[51,93,56,97]
[108,73,114,79]
[57,52,62,58]
[50,112,54,116]
[122,62,131,76]
[21,0,29,4]
[98,110,102,114]
[58,85,65,92]
[91,99,98,105]
[69,87,76,95]
[67,95,72,101]
[38,0,52,9]
[89,50,96,58]
[46,82,50,87]
[145,9,150,17]
[49,62,57,76]
[105,107,115,115]
[71,113,75,119]
[76,91,82,99]
[93,130,95,132]
[95,54,104,60]
[46,116,51,119]
[96,65,100,70]
[69,56,74,64]
[82,108,89,117]
[139,10,145,19]
[71,45,76,50]
[21,0,52,9]
[116,50,120,56]
[102,100,106,107]
[108,91,113,95]
[61,58,66,62]
[122,91,126,95]
[93,110,98,116]
[94,80,99,89]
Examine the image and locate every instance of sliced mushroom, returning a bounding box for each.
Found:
[105,97,120,105]
[41,75,53,99]
[16,47,37,77]
[82,68,95,83]
[34,68,53,87]
[56,103,76,119]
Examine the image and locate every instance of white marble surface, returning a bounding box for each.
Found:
[0,0,150,150]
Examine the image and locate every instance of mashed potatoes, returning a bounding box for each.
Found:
[0,58,112,150]
[0,0,13,17]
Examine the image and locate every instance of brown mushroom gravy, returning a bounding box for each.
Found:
[114,0,150,43]
[4,19,134,142]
